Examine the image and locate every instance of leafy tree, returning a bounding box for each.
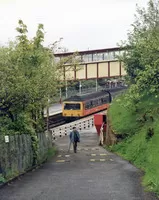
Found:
[121,0,159,95]
[0,20,59,133]
[0,20,80,134]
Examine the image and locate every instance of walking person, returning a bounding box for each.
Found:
[69,127,80,153]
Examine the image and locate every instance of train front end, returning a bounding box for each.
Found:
[62,101,83,121]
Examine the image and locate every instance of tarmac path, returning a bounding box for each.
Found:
[0,128,158,200]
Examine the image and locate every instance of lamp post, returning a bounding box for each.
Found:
[60,88,62,103]
[96,79,98,91]
[79,81,82,94]
[65,81,68,98]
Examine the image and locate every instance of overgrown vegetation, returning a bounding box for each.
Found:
[108,0,159,195]
[0,20,78,181]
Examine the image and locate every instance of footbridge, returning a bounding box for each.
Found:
[54,47,126,80]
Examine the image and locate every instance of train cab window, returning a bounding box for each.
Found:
[64,103,81,110]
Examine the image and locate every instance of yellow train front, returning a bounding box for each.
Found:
[62,90,111,122]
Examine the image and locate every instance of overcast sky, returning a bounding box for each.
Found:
[0,0,148,51]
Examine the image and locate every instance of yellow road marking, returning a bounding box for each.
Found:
[56,160,65,163]
[100,159,106,162]
[90,159,95,162]
[91,154,96,156]
[100,154,107,156]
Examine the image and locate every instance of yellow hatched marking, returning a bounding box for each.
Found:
[90,159,95,162]
[56,160,65,163]
[100,154,107,156]
[57,155,62,158]
[100,159,106,162]
[91,154,96,156]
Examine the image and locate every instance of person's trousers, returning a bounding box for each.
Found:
[73,142,77,153]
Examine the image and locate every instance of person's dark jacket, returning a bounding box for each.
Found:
[69,131,80,143]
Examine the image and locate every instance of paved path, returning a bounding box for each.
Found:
[0,128,158,200]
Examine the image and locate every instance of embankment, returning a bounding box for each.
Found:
[107,92,159,195]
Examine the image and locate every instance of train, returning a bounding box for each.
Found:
[62,90,112,121]
[62,87,127,121]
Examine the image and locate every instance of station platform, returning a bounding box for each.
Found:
[44,103,62,117]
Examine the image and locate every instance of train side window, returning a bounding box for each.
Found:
[98,99,102,106]
[85,101,91,110]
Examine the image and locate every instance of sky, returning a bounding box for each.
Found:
[0,0,148,52]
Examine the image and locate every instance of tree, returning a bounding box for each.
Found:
[0,20,80,134]
[121,0,159,95]
[0,20,59,133]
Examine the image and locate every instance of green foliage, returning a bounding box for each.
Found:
[120,0,159,95]
[109,1,159,195]
[0,20,59,130]
[109,93,159,195]
[47,147,57,161]
[108,92,139,137]
[0,174,6,183]
[31,134,39,166]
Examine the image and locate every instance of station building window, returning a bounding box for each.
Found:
[92,53,98,61]
[82,54,93,62]
[103,52,109,60]
[97,53,104,61]
[114,50,120,57]
[75,55,83,62]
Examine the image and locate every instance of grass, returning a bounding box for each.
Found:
[47,146,57,161]
[108,92,159,195]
